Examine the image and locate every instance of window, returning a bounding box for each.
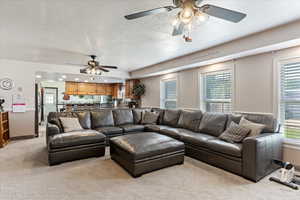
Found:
[280,61,300,139]
[202,70,232,113]
[161,79,177,109]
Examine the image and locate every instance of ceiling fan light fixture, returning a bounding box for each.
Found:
[172,17,180,26]
[96,70,101,75]
[195,11,209,23]
[179,7,194,24]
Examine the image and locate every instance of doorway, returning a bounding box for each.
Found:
[42,87,58,122]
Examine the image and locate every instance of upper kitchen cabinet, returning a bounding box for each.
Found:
[96,84,106,95]
[77,82,87,95]
[86,83,97,95]
[105,84,113,96]
[65,82,78,95]
[125,79,140,99]
[65,81,121,96]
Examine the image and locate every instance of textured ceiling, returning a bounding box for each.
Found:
[1,0,300,72]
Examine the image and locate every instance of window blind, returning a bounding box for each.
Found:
[164,80,177,109]
[165,80,177,100]
[280,62,300,139]
[204,71,232,113]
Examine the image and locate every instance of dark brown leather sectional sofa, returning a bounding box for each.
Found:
[46,108,283,182]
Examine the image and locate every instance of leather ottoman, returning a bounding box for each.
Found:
[110,132,185,177]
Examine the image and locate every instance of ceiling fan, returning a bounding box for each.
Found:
[125,0,247,42]
[77,55,118,75]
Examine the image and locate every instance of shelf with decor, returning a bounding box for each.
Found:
[0,112,9,148]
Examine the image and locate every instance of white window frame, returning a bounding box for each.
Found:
[200,68,234,113]
[274,57,300,141]
[160,78,178,109]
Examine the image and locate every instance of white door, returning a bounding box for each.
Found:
[44,88,58,120]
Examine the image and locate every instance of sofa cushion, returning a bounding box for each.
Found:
[226,114,243,129]
[95,126,123,136]
[132,109,142,124]
[113,109,134,125]
[159,128,182,140]
[119,124,145,133]
[151,108,165,124]
[110,132,185,161]
[179,129,216,148]
[177,110,203,131]
[141,111,160,125]
[91,110,114,128]
[198,112,228,137]
[49,130,106,149]
[207,139,242,158]
[132,109,150,124]
[219,121,251,143]
[48,111,91,132]
[162,109,181,127]
[59,117,83,133]
[236,112,277,133]
[76,112,91,129]
[144,124,173,132]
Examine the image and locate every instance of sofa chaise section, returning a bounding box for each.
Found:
[46,121,106,166]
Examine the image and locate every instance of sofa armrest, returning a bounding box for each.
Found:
[46,123,61,145]
[242,133,283,182]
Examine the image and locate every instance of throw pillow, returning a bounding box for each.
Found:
[141,111,159,125]
[239,117,265,137]
[59,117,83,133]
[219,122,251,143]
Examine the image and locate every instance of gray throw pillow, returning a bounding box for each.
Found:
[59,117,83,133]
[141,111,159,125]
[239,117,265,137]
[219,122,251,143]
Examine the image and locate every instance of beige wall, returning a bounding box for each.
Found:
[141,46,300,112]
[140,45,300,165]
[234,53,274,113]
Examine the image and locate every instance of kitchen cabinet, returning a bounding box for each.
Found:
[65,82,121,96]
[77,82,87,95]
[87,83,97,95]
[96,84,106,95]
[125,79,140,99]
[105,84,113,96]
[112,83,121,99]
[65,82,78,95]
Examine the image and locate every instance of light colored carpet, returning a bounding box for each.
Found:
[0,136,299,200]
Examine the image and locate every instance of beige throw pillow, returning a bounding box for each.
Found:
[59,117,83,133]
[239,117,265,137]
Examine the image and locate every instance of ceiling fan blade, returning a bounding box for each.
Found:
[125,6,176,20]
[100,65,118,69]
[195,0,204,6]
[80,69,87,73]
[200,4,246,23]
[172,22,185,36]
[98,67,109,72]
